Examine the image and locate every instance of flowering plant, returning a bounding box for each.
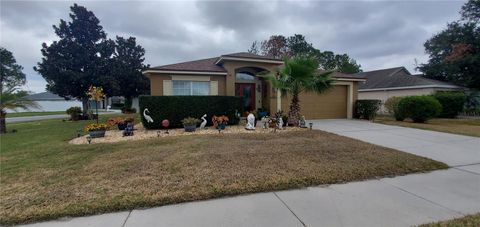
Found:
[85,123,109,132]
[86,86,105,101]
[107,117,134,126]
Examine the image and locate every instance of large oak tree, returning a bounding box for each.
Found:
[418,0,479,89]
[34,4,115,112]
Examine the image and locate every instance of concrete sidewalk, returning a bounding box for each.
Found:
[17,120,480,227]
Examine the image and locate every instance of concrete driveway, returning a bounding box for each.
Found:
[310,119,480,167]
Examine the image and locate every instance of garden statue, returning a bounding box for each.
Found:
[278,117,283,130]
[162,119,170,134]
[143,108,154,123]
[245,113,255,130]
[123,123,134,137]
[200,114,207,129]
[260,116,268,129]
[299,115,307,128]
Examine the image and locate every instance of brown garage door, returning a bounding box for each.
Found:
[281,85,347,119]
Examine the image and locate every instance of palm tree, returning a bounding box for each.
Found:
[263,56,333,126]
[0,87,39,133]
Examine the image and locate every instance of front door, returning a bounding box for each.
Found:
[235,83,256,113]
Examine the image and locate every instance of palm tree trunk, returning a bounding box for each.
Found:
[0,110,6,134]
[288,94,300,126]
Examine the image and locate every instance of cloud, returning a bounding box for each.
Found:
[0,0,466,93]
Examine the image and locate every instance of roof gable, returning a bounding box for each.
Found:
[150,57,226,72]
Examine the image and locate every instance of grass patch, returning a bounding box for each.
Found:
[419,213,480,227]
[375,115,480,137]
[6,111,66,118]
[0,115,447,225]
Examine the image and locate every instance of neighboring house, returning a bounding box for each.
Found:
[23,91,82,112]
[143,52,365,119]
[356,67,463,110]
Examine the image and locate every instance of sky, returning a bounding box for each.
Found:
[0,0,466,93]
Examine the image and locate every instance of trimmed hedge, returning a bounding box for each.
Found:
[384,96,403,115]
[433,92,466,118]
[354,99,381,120]
[397,96,442,123]
[139,96,243,129]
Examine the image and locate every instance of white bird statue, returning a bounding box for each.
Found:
[200,114,207,129]
[143,108,154,123]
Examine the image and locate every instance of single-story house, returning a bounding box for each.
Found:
[143,52,365,119]
[356,67,464,109]
[21,91,82,112]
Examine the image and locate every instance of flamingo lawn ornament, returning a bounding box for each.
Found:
[200,114,207,129]
[143,108,154,123]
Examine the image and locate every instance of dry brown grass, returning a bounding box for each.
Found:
[419,213,480,227]
[375,116,480,137]
[0,127,447,225]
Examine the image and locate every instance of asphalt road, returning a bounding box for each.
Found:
[6,111,120,123]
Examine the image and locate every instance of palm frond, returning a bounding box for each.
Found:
[0,88,40,112]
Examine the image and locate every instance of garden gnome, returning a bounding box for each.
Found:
[245,113,255,130]
[200,114,207,129]
[299,116,307,128]
[278,117,283,130]
[261,117,268,129]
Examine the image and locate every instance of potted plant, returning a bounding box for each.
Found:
[107,117,133,130]
[66,106,82,121]
[85,123,109,138]
[181,117,200,132]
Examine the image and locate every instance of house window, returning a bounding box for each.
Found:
[173,81,210,96]
[236,72,255,81]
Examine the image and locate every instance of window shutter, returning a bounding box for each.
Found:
[163,80,173,95]
[209,81,218,95]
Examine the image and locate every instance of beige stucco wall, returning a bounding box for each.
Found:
[359,87,460,113]
[147,74,171,96]
[358,87,462,103]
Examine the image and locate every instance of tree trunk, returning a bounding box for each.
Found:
[124,96,133,109]
[0,110,7,134]
[288,94,300,126]
[82,98,89,115]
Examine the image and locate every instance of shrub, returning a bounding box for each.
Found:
[139,96,243,129]
[397,96,442,123]
[354,100,381,120]
[433,92,466,118]
[384,96,403,115]
[66,106,82,121]
[181,117,200,126]
[121,107,137,114]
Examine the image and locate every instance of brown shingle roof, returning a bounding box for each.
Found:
[221,52,283,61]
[355,67,461,89]
[150,57,226,72]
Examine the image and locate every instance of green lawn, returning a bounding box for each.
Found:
[6,111,66,118]
[0,115,447,225]
[375,115,480,137]
[419,213,480,227]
